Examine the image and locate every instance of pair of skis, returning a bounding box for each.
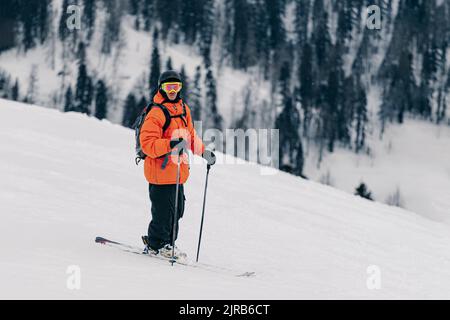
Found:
[95,236,255,278]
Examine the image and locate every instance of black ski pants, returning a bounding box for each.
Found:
[147,183,185,250]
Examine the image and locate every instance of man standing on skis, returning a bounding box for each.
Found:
[139,70,216,259]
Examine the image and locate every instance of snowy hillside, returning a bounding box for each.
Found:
[304,116,450,223]
[1,0,449,223]
[1,99,450,299]
[0,9,266,126]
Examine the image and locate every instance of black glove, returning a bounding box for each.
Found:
[170,138,186,149]
[202,149,216,166]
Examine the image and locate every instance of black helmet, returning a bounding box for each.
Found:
[158,70,182,86]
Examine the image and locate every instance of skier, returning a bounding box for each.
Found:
[139,70,216,259]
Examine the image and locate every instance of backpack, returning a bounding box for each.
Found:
[133,101,187,165]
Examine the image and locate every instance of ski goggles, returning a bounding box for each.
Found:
[161,82,182,94]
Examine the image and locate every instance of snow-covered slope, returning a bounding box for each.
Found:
[1,1,447,224]
[305,116,450,223]
[1,99,450,299]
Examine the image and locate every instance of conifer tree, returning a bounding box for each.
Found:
[149,29,161,91]
[353,79,368,153]
[265,0,285,50]
[64,87,74,112]
[11,79,19,101]
[199,0,215,63]
[190,66,203,122]
[294,0,310,50]
[122,93,139,128]
[83,0,96,42]
[94,80,108,120]
[355,182,373,201]
[18,0,51,50]
[180,0,197,44]
[275,60,304,176]
[230,0,250,69]
[58,0,70,42]
[180,65,189,101]
[204,66,223,130]
[253,0,270,74]
[379,50,416,130]
[74,63,93,115]
[275,96,304,176]
[0,0,19,52]
[298,42,314,136]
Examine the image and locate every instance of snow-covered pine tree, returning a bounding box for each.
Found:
[379,49,416,131]
[355,182,373,201]
[154,0,181,41]
[18,0,51,51]
[298,42,314,137]
[190,66,203,122]
[294,0,310,51]
[11,79,19,101]
[129,0,140,30]
[436,74,449,124]
[179,65,189,102]
[253,0,270,77]
[122,93,138,128]
[101,0,123,55]
[416,41,438,119]
[94,80,108,120]
[265,0,285,51]
[275,61,304,176]
[58,0,71,42]
[353,79,368,153]
[229,0,250,70]
[141,0,154,32]
[0,0,18,52]
[74,63,93,115]
[0,71,10,98]
[64,87,74,112]
[333,55,351,148]
[204,65,223,131]
[311,0,332,84]
[198,0,215,64]
[82,0,96,42]
[180,0,198,45]
[149,29,161,91]
[275,95,304,177]
[323,68,339,153]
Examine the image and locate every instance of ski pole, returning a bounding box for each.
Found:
[171,148,183,266]
[196,164,211,263]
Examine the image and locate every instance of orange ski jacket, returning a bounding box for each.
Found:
[139,91,205,185]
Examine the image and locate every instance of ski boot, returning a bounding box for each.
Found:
[158,243,187,261]
[142,235,158,255]
[142,236,187,261]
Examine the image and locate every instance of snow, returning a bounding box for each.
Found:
[305,116,450,224]
[1,99,450,299]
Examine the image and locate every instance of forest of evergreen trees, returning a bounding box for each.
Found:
[0,0,449,179]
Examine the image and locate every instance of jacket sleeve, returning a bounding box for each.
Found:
[140,108,171,159]
[186,105,205,156]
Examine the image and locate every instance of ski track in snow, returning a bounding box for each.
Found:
[1,99,450,299]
